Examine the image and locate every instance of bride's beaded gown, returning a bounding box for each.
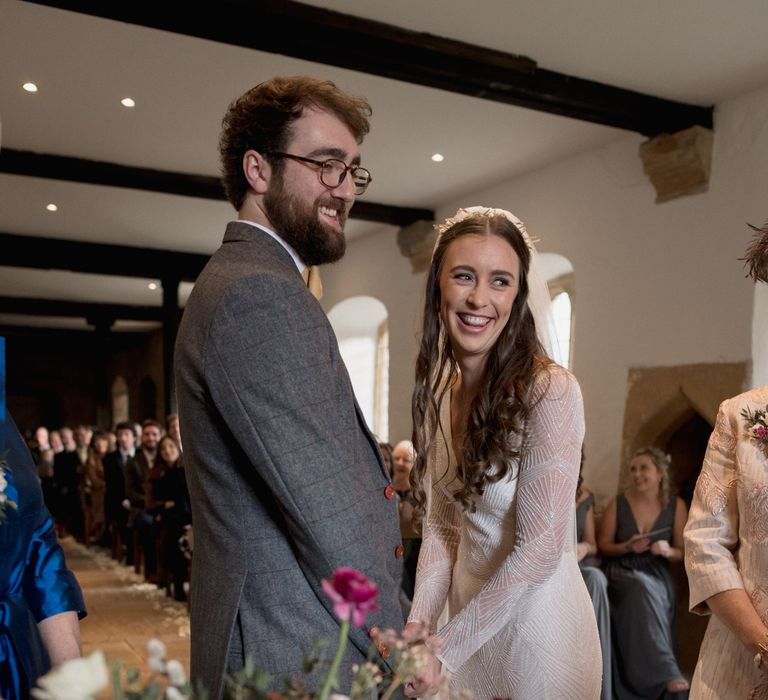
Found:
[408,366,602,699]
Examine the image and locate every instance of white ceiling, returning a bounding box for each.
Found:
[1,0,768,330]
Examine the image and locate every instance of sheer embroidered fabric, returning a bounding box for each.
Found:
[408,366,601,699]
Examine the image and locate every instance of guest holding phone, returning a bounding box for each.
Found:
[598,447,689,698]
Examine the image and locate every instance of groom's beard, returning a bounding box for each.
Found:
[263,174,347,266]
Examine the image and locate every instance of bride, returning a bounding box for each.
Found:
[404,207,601,699]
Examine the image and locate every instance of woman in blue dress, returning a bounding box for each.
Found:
[0,411,86,699]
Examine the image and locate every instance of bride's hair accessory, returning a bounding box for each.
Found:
[434,205,558,361]
[435,206,538,252]
[742,221,768,285]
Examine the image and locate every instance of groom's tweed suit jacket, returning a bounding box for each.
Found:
[175,222,404,699]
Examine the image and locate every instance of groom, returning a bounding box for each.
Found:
[175,77,404,698]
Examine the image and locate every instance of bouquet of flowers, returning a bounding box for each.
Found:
[33,567,438,700]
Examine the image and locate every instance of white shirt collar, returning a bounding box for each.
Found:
[236,220,306,273]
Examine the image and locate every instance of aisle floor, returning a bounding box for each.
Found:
[62,537,191,675]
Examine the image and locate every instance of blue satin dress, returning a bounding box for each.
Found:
[0,413,86,700]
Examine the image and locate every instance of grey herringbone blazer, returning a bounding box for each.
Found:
[175,222,403,699]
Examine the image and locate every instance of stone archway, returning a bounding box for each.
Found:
[620,361,747,485]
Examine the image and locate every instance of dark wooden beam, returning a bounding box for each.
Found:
[25,0,713,135]
[0,296,163,321]
[0,232,209,281]
[0,148,224,200]
[0,149,433,226]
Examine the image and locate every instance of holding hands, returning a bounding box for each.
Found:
[400,622,443,698]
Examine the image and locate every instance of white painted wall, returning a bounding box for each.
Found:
[323,82,768,504]
[753,282,768,388]
[321,224,425,446]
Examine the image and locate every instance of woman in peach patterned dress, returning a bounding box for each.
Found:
[684,221,768,700]
[403,207,601,700]
[684,385,768,699]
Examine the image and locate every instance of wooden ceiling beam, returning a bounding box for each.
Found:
[0,232,208,281]
[0,295,163,321]
[0,149,433,226]
[26,0,713,135]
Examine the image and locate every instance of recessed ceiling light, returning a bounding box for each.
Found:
[431,153,445,162]
[23,82,38,93]
[121,97,136,108]
[46,203,58,212]
[148,282,158,290]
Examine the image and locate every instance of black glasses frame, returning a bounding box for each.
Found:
[266,152,372,194]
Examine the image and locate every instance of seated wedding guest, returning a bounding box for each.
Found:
[124,420,164,579]
[392,440,420,601]
[152,436,192,601]
[104,421,136,562]
[37,446,57,518]
[49,429,63,456]
[31,425,50,464]
[73,424,92,466]
[684,222,768,700]
[81,430,109,546]
[166,414,182,451]
[576,459,612,700]
[53,426,83,540]
[1,412,86,700]
[378,441,394,479]
[598,447,689,698]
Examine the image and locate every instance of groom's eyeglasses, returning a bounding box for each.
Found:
[266,152,373,195]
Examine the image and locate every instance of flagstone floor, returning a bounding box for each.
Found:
[62,537,190,675]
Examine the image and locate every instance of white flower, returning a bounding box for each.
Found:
[165,659,187,686]
[32,651,109,700]
[330,695,352,700]
[147,638,167,660]
[165,687,187,700]
[148,655,166,673]
[0,470,7,491]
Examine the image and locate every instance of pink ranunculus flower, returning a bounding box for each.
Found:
[753,426,768,441]
[321,567,380,626]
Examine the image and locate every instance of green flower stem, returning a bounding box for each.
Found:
[110,661,125,700]
[379,674,402,700]
[318,617,350,700]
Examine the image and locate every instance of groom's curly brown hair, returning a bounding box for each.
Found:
[219,76,372,210]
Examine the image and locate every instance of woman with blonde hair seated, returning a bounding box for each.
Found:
[598,447,689,698]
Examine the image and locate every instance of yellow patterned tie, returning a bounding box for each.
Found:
[301,265,323,300]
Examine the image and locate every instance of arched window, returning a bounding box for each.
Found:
[539,253,574,368]
[328,296,389,441]
[550,291,572,368]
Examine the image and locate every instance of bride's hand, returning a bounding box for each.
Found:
[405,651,442,698]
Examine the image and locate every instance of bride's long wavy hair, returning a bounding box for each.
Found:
[410,214,550,514]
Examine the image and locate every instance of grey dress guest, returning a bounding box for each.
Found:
[606,494,684,699]
[576,493,611,700]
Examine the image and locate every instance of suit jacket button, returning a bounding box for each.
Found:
[395,544,404,559]
[378,642,390,660]
[384,485,395,500]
